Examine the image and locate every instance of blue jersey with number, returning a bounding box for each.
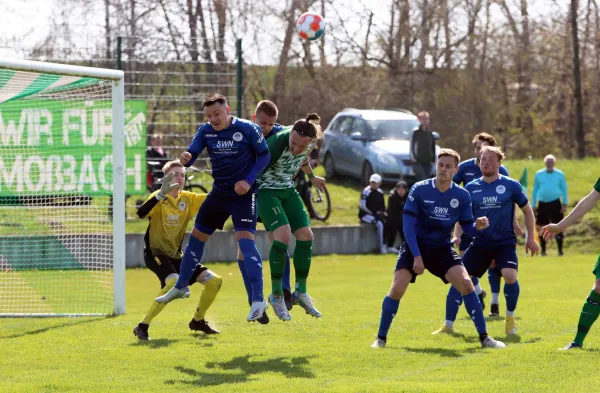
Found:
[454,158,510,185]
[465,175,528,247]
[187,117,268,195]
[404,179,474,247]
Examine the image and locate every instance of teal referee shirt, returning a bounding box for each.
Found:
[531,168,568,207]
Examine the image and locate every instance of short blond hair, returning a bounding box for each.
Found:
[162,160,184,174]
[438,148,461,166]
[481,145,505,162]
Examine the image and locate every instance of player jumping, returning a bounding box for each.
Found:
[133,161,222,340]
[433,146,539,336]
[156,94,271,323]
[258,113,326,321]
[371,148,506,349]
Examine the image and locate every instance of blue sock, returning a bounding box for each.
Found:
[446,286,463,322]
[463,291,487,335]
[504,281,520,313]
[471,276,480,287]
[377,296,400,340]
[175,236,205,289]
[283,252,291,291]
[237,259,252,305]
[238,238,264,302]
[488,268,501,294]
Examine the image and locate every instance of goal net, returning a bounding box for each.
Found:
[0,58,126,317]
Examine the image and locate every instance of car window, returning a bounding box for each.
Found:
[338,117,356,136]
[328,117,345,132]
[366,119,419,140]
[352,118,366,135]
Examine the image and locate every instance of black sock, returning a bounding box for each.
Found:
[540,237,547,253]
[479,333,489,343]
[556,234,564,254]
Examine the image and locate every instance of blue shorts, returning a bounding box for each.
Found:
[459,233,472,252]
[395,241,463,284]
[194,189,258,234]
[462,244,518,278]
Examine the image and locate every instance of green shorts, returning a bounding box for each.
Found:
[594,255,600,279]
[258,188,310,233]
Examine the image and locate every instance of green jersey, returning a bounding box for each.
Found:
[258,126,314,190]
[595,178,600,193]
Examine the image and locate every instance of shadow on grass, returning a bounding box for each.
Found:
[404,346,480,358]
[165,354,317,387]
[0,316,108,340]
[130,338,179,349]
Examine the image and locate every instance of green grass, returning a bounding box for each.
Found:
[1,253,599,392]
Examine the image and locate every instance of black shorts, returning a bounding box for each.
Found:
[536,199,563,226]
[194,189,258,234]
[144,248,207,288]
[462,244,518,278]
[394,241,463,284]
[458,233,472,252]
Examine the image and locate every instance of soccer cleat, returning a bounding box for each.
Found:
[481,336,506,348]
[489,303,500,317]
[431,325,455,335]
[256,310,270,324]
[155,286,191,304]
[292,291,322,318]
[133,323,150,341]
[283,288,294,311]
[478,289,487,311]
[268,293,292,321]
[371,337,386,348]
[559,342,582,351]
[505,316,517,335]
[247,301,268,322]
[189,319,219,334]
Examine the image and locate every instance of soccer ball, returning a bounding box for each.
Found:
[296,12,326,41]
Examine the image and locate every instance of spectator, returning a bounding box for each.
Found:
[532,154,568,256]
[146,133,170,191]
[359,174,387,254]
[409,111,436,181]
[385,180,408,253]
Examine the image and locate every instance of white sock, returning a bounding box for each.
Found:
[491,293,499,305]
[506,311,515,317]
[474,283,483,295]
[445,320,454,329]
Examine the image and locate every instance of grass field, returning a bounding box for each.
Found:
[1,252,600,392]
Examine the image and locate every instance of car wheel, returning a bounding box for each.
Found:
[324,153,336,179]
[362,161,374,187]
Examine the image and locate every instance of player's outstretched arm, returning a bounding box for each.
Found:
[185,126,208,167]
[542,188,600,239]
[520,203,539,256]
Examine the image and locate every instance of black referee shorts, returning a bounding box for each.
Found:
[536,199,563,226]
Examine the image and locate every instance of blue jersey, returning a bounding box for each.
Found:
[187,117,268,195]
[465,175,528,247]
[404,179,474,247]
[454,158,509,185]
[268,124,284,138]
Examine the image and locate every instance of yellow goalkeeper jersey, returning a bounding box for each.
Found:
[141,190,207,258]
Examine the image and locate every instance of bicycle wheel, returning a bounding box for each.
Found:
[188,184,209,194]
[307,184,331,222]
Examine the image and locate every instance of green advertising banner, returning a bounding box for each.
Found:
[0,99,147,196]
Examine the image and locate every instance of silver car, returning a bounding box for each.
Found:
[320,109,440,186]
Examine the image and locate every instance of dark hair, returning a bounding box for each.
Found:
[472,132,497,147]
[203,93,228,108]
[293,113,323,139]
[255,100,278,117]
[395,180,408,189]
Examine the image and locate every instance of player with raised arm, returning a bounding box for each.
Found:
[156,94,271,323]
[133,161,222,340]
[371,149,505,349]
[434,146,538,336]
[452,132,521,315]
[541,179,600,350]
[235,101,294,323]
[258,113,326,321]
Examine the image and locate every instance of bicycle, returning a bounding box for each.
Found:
[293,159,331,222]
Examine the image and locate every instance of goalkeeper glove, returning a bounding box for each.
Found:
[156,172,180,200]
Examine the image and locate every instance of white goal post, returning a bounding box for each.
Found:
[0,58,126,317]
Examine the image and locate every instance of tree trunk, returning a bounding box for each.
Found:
[105,0,111,60]
[272,0,301,105]
[571,0,586,158]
